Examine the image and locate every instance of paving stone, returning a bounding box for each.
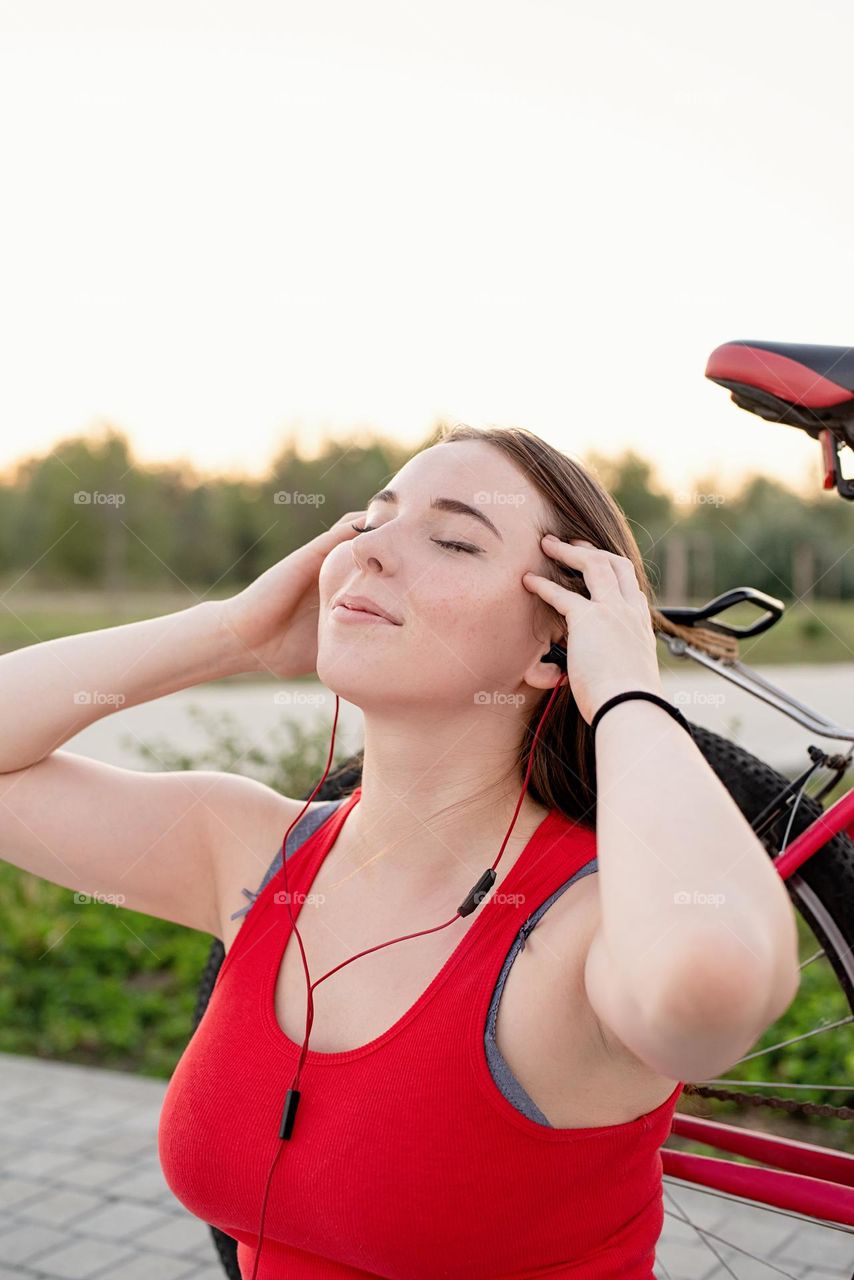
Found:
[12,1185,106,1228]
[140,1211,218,1256]
[0,1221,67,1266]
[0,1175,46,1211]
[105,1163,173,1202]
[53,1096,134,1127]
[27,1236,138,1278]
[51,1156,135,1191]
[178,1270,235,1280]
[81,1132,154,1161]
[32,1122,125,1155]
[0,1080,51,1107]
[6,1148,81,1180]
[92,1253,200,1280]
[71,1198,174,1241]
[0,1112,61,1143]
[771,1219,854,1272]
[0,1138,23,1165]
[654,1239,721,1280]
[789,1264,854,1280]
[662,1181,737,1236]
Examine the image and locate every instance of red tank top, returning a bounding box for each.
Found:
[158,786,684,1278]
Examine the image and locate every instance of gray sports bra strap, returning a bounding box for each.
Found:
[228,798,348,921]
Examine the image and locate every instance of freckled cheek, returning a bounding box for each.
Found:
[431,589,510,651]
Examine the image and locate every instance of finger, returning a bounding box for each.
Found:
[522,571,590,621]
[540,536,619,603]
[545,537,646,604]
[303,512,368,554]
[582,546,644,601]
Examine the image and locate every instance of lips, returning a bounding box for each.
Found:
[332,593,403,625]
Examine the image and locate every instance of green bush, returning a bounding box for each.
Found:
[0,706,358,1078]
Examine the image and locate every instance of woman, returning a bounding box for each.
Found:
[0,424,799,1278]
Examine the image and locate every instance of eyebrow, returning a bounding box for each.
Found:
[366,489,504,541]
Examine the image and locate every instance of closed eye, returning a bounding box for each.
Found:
[350,523,483,555]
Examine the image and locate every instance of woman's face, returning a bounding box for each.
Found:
[316,440,563,707]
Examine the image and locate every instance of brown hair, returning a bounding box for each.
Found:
[431,422,730,831]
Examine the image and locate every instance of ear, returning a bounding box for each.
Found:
[522,634,567,691]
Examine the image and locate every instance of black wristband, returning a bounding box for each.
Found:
[590,690,694,742]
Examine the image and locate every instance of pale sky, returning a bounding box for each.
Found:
[1,0,852,500]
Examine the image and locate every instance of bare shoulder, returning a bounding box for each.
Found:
[206,775,331,941]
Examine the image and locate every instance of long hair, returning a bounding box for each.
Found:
[426,423,727,831]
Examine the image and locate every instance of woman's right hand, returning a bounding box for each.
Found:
[217,510,368,679]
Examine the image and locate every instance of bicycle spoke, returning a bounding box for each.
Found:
[664,1179,854,1236]
[654,1255,675,1280]
[799,946,825,969]
[732,1014,854,1064]
[662,1208,804,1278]
[664,1186,813,1278]
[662,1188,742,1278]
[692,1078,854,1090]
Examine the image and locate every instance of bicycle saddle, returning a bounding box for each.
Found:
[706,339,854,435]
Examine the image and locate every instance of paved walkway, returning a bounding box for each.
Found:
[62,665,854,778]
[0,1053,851,1279]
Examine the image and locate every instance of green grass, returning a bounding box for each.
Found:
[658,598,854,669]
[3,589,854,667]
[0,865,214,1079]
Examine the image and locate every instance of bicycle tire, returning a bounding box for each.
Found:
[191,728,854,1277]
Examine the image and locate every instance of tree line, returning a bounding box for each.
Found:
[1,422,851,604]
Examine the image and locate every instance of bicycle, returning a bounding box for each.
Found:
[193,338,854,1279]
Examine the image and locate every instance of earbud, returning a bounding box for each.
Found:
[542,642,567,670]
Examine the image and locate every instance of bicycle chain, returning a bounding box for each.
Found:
[684,1082,854,1121]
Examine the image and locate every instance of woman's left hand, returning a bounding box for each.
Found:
[522,536,664,726]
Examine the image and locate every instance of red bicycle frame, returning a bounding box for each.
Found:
[663,786,854,1224]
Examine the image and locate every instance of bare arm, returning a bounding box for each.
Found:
[0,599,245,774]
[0,601,294,935]
[583,699,800,1080]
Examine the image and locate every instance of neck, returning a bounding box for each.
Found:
[327,699,552,898]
